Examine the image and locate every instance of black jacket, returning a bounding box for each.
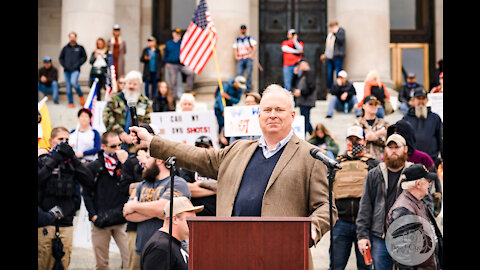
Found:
[398,83,424,103]
[402,107,443,160]
[356,162,413,240]
[59,42,87,72]
[330,80,357,104]
[332,27,346,59]
[82,150,131,227]
[140,47,163,82]
[38,152,94,226]
[38,66,58,87]
[292,68,317,107]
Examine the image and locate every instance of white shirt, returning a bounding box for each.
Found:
[258,130,293,159]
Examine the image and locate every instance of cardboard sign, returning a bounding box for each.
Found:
[150,111,220,148]
[427,93,443,121]
[223,105,305,140]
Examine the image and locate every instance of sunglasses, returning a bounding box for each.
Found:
[108,143,123,149]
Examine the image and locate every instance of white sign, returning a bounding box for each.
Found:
[223,105,305,140]
[150,111,219,148]
[427,93,443,121]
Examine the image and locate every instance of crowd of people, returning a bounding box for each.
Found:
[38,20,443,270]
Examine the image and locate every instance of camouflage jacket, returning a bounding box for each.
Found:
[103,91,152,135]
[353,116,389,160]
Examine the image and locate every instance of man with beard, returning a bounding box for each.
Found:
[103,70,152,153]
[122,151,190,264]
[402,88,443,168]
[356,134,413,270]
[329,126,380,270]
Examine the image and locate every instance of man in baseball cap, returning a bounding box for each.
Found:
[141,197,203,269]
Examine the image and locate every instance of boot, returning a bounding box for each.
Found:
[79,95,85,106]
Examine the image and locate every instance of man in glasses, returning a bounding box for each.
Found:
[82,130,130,269]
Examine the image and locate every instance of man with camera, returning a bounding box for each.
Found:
[38,127,94,270]
[82,130,131,269]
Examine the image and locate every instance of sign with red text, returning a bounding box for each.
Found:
[150,111,220,148]
[224,105,305,140]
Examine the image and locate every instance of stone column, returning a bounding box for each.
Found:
[194,0,250,94]
[61,0,115,86]
[334,0,392,87]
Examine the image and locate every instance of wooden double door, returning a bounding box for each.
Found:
[259,0,327,99]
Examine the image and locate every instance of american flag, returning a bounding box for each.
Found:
[104,53,116,100]
[180,0,217,74]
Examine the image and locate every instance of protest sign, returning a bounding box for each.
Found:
[427,93,443,121]
[150,111,220,148]
[223,105,305,140]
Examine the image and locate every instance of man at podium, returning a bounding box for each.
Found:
[130,84,337,269]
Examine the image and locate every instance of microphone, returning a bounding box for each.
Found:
[127,99,140,144]
[127,99,139,127]
[310,148,342,169]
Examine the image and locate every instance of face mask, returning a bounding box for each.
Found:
[347,141,365,157]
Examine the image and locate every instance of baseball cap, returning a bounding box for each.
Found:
[288,29,296,35]
[401,164,437,182]
[364,95,381,105]
[147,36,156,41]
[172,28,181,34]
[164,197,204,218]
[346,126,364,139]
[406,72,416,78]
[386,134,406,147]
[234,76,247,90]
[240,24,247,29]
[413,88,428,98]
[337,70,348,78]
[195,135,213,147]
[113,24,121,30]
[43,57,52,62]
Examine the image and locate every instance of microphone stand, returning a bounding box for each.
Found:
[326,163,338,270]
[165,156,176,270]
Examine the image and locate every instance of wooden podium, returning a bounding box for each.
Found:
[187,216,311,270]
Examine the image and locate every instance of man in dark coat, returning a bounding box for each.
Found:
[292,58,316,135]
[401,89,443,167]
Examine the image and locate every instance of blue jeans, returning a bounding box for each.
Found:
[236,58,253,92]
[329,219,372,270]
[283,65,296,91]
[38,81,59,103]
[376,105,385,119]
[327,95,360,117]
[299,106,313,135]
[64,70,83,104]
[327,58,344,90]
[370,236,393,270]
[144,71,158,99]
[399,102,410,115]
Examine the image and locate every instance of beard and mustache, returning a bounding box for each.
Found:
[124,88,141,103]
[384,149,408,170]
[414,105,428,119]
[142,160,160,182]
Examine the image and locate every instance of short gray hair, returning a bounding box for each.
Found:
[261,84,295,111]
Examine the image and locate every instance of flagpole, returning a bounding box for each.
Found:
[209,29,226,107]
